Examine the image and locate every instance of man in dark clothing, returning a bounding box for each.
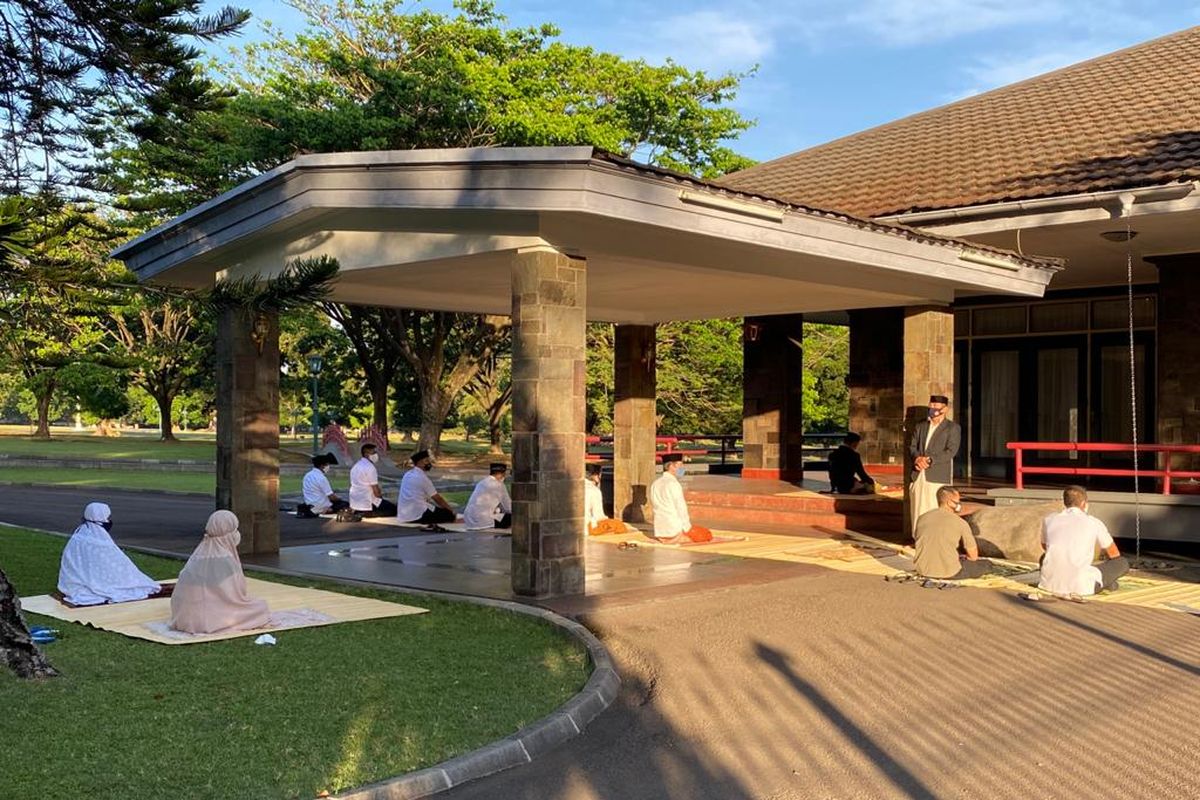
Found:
[828,433,875,494]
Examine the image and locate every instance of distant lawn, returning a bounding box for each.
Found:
[0,467,312,497]
[0,528,590,800]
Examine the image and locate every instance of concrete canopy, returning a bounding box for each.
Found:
[112,147,1059,320]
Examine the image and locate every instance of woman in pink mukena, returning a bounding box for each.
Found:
[170,510,269,634]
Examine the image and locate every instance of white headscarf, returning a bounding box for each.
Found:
[57,502,161,606]
[170,510,269,634]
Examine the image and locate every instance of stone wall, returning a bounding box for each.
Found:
[848,308,905,469]
[614,324,656,523]
[742,314,805,481]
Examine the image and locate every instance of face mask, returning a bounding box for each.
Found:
[320,465,330,473]
[422,462,433,471]
[928,407,944,420]
[676,466,687,478]
[100,520,113,532]
[368,453,379,463]
[953,502,962,513]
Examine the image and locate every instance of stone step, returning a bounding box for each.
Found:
[687,502,900,533]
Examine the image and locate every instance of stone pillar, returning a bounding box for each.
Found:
[848,309,905,470]
[902,305,955,534]
[613,324,657,523]
[215,307,281,555]
[741,314,805,482]
[510,247,587,597]
[1154,255,1200,475]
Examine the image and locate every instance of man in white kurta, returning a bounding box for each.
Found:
[584,463,628,535]
[397,450,457,529]
[349,443,396,517]
[463,463,513,530]
[301,454,347,515]
[1038,486,1129,596]
[58,502,162,606]
[649,454,712,542]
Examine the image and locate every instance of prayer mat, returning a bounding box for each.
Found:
[360,517,474,533]
[629,534,750,548]
[20,577,427,645]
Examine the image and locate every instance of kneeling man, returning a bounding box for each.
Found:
[349,444,398,518]
[649,454,712,543]
[463,463,513,530]
[585,463,629,535]
[301,454,348,516]
[913,486,993,580]
[1039,485,1128,597]
[397,450,457,531]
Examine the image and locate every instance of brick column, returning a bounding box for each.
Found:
[848,309,905,472]
[741,314,805,482]
[613,324,657,523]
[215,307,281,555]
[1154,255,1200,475]
[902,305,955,534]
[510,247,587,597]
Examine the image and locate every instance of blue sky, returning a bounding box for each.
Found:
[203,0,1200,162]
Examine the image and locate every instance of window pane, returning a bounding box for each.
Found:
[1030,302,1087,333]
[1093,297,1155,329]
[954,309,969,337]
[1037,348,1079,458]
[1098,344,1148,445]
[972,306,1026,336]
[979,350,1020,457]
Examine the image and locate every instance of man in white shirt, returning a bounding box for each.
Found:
[649,453,712,543]
[349,443,397,518]
[584,463,628,535]
[300,454,348,516]
[463,463,513,530]
[1039,485,1129,597]
[397,450,457,531]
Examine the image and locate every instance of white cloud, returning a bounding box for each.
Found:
[841,0,1067,46]
[635,8,776,72]
[951,40,1122,98]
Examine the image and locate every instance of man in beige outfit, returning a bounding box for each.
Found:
[913,486,993,580]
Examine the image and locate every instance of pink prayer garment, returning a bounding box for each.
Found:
[169,510,270,634]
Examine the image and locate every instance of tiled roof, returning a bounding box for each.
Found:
[721,27,1200,218]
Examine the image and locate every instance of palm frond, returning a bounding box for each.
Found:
[203,256,340,314]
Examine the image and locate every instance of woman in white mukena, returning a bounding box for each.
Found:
[58,502,163,606]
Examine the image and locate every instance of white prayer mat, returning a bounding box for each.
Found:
[20,578,427,645]
[359,517,478,533]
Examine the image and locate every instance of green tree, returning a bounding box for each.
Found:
[801,322,849,433]
[0,0,248,193]
[656,319,744,435]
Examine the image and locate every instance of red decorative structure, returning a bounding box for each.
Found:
[358,424,389,452]
[1008,442,1200,495]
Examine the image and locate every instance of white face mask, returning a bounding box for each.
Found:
[368,453,379,463]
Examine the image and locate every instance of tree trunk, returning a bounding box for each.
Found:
[489,424,503,454]
[417,389,452,456]
[0,568,58,679]
[371,381,390,448]
[155,393,177,442]
[32,389,52,440]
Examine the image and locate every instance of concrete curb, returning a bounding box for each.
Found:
[1,520,621,800]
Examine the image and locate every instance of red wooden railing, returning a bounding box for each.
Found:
[1007,442,1200,494]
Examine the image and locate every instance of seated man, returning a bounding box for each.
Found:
[170,510,270,634]
[397,450,457,531]
[463,463,513,530]
[300,454,348,516]
[585,463,630,535]
[349,443,397,518]
[1039,485,1129,597]
[58,502,163,606]
[913,486,993,580]
[828,432,876,494]
[649,453,713,543]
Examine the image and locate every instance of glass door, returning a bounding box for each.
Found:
[972,346,1021,477]
[1091,331,1155,483]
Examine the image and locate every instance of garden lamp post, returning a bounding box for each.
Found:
[307,354,323,454]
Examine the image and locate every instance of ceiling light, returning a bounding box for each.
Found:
[1100,230,1138,242]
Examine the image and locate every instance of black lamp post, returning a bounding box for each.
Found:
[307,354,324,454]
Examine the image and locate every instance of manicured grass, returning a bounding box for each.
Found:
[0,528,590,800]
[0,429,218,461]
[0,467,312,497]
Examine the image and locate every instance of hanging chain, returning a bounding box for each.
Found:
[1125,219,1143,562]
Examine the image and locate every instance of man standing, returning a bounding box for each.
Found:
[463,463,513,530]
[397,450,457,531]
[828,432,876,494]
[649,453,712,543]
[349,443,397,518]
[1039,485,1129,597]
[301,454,348,516]
[909,394,961,525]
[912,486,992,579]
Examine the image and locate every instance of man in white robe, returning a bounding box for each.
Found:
[301,454,347,515]
[649,454,713,543]
[585,463,628,535]
[463,463,513,530]
[58,502,162,606]
[349,443,397,517]
[397,450,457,530]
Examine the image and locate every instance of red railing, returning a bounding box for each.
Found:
[1007,442,1200,494]
[585,434,741,464]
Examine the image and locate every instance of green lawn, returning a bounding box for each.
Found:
[0,429,217,461]
[0,528,590,800]
[0,467,308,496]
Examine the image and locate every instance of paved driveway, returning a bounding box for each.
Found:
[446,569,1200,800]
